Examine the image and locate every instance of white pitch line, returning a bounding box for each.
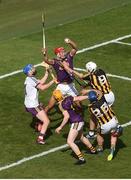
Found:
[0,69,22,79]
[0,64,41,80]
[0,33,131,80]
[106,73,131,81]
[121,121,131,127]
[76,34,131,54]
[0,120,130,172]
[114,41,131,46]
[0,144,68,172]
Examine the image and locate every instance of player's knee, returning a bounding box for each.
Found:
[111,125,123,137]
[67,138,73,146]
[42,118,50,125]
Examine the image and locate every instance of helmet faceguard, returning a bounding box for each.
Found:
[85,61,97,73]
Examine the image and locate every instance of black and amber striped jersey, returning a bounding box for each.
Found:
[88,95,115,126]
[83,69,111,94]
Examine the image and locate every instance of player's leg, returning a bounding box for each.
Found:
[44,95,56,113]
[67,123,86,165]
[100,117,120,160]
[107,122,123,161]
[36,110,50,144]
[96,133,104,154]
[76,122,95,153]
[86,118,96,139]
[96,121,112,154]
[107,135,117,161]
[79,132,96,154]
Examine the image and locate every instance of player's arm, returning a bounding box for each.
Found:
[55,110,69,134]
[64,38,78,57]
[73,70,85,79]
[62,62,84,78]
[39,68,49,84]
[60,61,87,79]
[42,48,54,65]
[81,88,90,95]
[58,102,64,113]
[81,89,103,99]
[36,78,55,91]
[73,95,88,102]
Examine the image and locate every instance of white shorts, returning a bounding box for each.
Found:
[70,122,84,131]
[56,82,78,97]
[104,91,115,107]
[100,116,118,134]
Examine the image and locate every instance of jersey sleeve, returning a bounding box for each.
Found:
[29,77,40,88]
[62,96,73,110]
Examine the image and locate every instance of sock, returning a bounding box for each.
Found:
[77,153,85,161]
[89,130,95,136]
[110,145,115,154]
[97,145,103,151]
[89,146,96,153]
[38,133,45,139]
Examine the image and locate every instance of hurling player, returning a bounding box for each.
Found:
[23,64,56,144]
[41,38,80,113]
[53,89,96,165]
[63,61,115,138]
[87,90,122,161]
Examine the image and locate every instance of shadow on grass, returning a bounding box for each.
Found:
[103,134,126,159]
[60,133,126,161]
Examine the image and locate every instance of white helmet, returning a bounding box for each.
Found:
[85,61,97,73]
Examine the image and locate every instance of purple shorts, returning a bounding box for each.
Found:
[25,104,44,117]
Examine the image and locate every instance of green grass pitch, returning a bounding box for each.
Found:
[0,0,131,178]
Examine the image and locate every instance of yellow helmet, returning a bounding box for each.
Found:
[53,89,63,102]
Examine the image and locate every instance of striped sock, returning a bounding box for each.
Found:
[89,146,96,153]
[77,153,85,161]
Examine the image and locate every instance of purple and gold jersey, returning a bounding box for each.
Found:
[88,95,115,126]
[83,69,111,94]
[62,96,83,123]
[52,53,74,83]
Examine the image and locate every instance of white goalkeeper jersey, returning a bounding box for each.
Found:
[24,76,40,108]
